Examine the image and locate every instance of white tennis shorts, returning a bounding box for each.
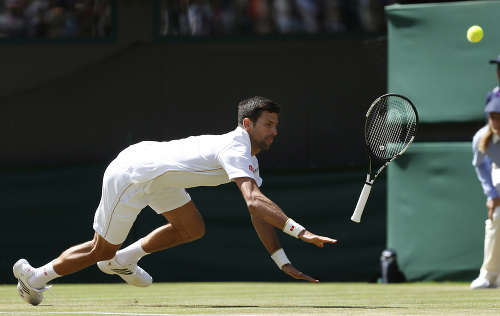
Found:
[93,157,191,245]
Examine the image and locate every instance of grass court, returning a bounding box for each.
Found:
[1,281,499,315]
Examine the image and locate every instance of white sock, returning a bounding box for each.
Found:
[115,238,149,266]
[28,261,60,289]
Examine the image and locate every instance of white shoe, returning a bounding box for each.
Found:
[470,277,497,289]
[97,257,152,287]
[13,259,49,305]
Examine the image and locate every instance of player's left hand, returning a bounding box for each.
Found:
[282,263,320,283]
[486,197,500,221]
[298,230,337,248]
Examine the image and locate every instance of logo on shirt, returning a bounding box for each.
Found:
[249,165,259,174]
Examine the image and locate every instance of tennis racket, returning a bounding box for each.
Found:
[351,94,419,223]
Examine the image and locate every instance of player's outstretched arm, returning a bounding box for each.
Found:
[235,177,337,245]
[235,177,337,283]
[234,177,289,228]
[251,215,323,283]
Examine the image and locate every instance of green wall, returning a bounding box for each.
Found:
[386,1,499,281]
[387,1,500,123]
[388,143,484,281]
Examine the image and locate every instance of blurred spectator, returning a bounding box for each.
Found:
[359,0,390,32]
[0,0,111,38]
[0,0,30,37]
[188,0,212,35]
[295,0,320,33]
[273,0,293,33]
[248,0,272,34]
[322,0,346,32]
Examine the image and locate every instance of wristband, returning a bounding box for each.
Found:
[282,218,305,238]
[271,248,291,270]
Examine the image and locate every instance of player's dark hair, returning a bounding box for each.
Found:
[237,96,280,127]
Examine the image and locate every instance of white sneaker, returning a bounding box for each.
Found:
[470,277,497,289]
[97,257,152,287]
[13,259,49,305]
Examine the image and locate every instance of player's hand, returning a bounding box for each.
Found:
[298,230,337,248]
[282,263,320,283]
[486,197,500,221]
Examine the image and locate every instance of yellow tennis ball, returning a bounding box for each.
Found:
[467,25,483,43]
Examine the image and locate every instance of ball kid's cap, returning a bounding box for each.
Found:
[485,96,500,113]
[489,54,500,64]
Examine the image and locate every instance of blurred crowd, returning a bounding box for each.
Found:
[0,0,474,38]
[159,0,392,36]
[159,0,478,36]
[0,0,110,38]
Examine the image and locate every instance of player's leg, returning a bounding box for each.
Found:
[52,233,121,275]
[93,181,154,287]
[142,200,205,253]
[98,187,204,284]
[106,200,205,263]
[109,187,204,261]
[14,157,145,305]
[103,199,205,274]
[13,191,139,305]
[13,232,121,305]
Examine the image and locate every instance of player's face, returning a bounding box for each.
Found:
[246,111,278,155]
[489,112,500,135]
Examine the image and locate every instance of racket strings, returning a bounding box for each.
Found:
[365,96,417,160]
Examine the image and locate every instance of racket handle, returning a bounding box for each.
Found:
[351,183,372,223]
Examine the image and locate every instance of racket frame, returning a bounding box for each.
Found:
[351,93,419,223]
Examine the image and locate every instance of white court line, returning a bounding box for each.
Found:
[0,313,265,316]
[0,313,174,316]
[0,313,171,316]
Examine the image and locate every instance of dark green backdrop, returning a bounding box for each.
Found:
[386,1,500,281]
[1,164,386,284]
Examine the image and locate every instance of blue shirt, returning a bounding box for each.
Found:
[472,125,500,200]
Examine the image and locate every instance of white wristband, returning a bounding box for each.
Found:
[282,218,305,238]
[271,248,291,270]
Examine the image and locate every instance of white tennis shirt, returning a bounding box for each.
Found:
[116,126,262,189]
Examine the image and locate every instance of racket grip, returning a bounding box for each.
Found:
[351,183,372,223]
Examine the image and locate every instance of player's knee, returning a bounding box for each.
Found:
[187,220,205,241]
[177,220,205,242]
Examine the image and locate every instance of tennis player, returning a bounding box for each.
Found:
[471,95,500,289]
[13,96,337,305]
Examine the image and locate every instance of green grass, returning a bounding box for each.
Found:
[1,282,499,315]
